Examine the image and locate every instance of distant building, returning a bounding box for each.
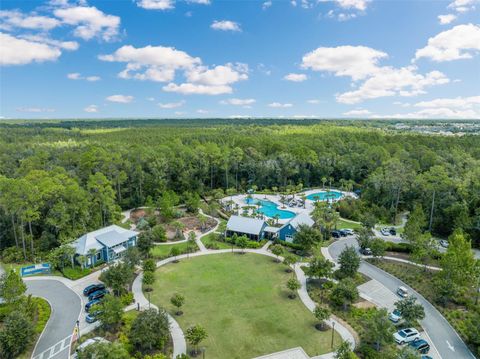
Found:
[277,212,314,242]
[72,225,138,266]
[225,215,267,241]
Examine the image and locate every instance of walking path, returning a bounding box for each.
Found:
[130,213,356,358]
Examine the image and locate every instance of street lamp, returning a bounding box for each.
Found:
[331,321,336,348]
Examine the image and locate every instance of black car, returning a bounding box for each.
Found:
[88,289,109,301]
[338,229,349,237]
[83,283,105,296]
[331,230,341,238]
[409,339,430,354]
[360,247,372,255]
[389,228,397,235]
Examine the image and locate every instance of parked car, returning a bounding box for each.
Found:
[331,230,341,238]
[86,310,102,323]
[343,228,355,235]
[360,247,372,255]
[380,228,390,236]
[393,328,420,344]
[88,289,109,301]
[85,299,102,312]
[389,227,397,235]
[83,283,105,296]
[73,337,109,358]
[421,356,433,359]
[440,239,449,248]
[389,309,402,323]
[409,339,430,354]
[397,286,409,298]
[338,229,348,237]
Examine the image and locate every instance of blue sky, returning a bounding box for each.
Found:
[1,0,479,119]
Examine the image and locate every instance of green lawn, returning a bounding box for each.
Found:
[149,253,340,358]
[150,241,196,259]
[336,218,362,230]
[201,232,235,250]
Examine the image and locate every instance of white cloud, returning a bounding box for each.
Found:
[163,83,233,95]
[84,104,98,113]
[447,0,477,12]
[19,35,79,50]
[158,100,185,108]
[343,109,371,116]
[220,98,256,106]
[99,44,200,82]
[284,73,307,82]
[414,95,480,109]
[268,102,293,108]
[106,95,133,103]
[187,0,211,4]
[438,14,457,24]
[101,45,247,95]
[211,20,241,32]
[415,24,480,62]
[67,72,100,81]
[53,6,120,41]
[136,0,174,10]
[307,99,320,104]
[262,1,273,10]
[17,107,55,112]
[301,45,388,80]
[197,109,209,114]
[0,10,60,31]
[0,32,62,65]
[336,66,449,104]
[335,0,369,11]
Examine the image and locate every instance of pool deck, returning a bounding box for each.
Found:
[221,189,357,225]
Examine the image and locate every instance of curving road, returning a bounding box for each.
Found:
[26,279,81,359]
[328,237,475,359]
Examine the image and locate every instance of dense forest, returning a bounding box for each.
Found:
[0,119,479,260]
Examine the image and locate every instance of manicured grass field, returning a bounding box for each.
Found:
[336,218,362,230]
[201,232,235,249]
[149,253,340,358]
[150,241,194,258]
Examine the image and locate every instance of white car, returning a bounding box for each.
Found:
[380,228,390,236]
[440,240,449,248]
[343,228,355,235]
[397,286,409,298]
[73,337,109,358]
[394,328,420,344]
[389,309,402,323]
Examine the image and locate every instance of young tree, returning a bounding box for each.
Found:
[157,190,179,220]
[286,277,301,299]
[338,246,360,278]
[170,293,185,315]
[283,254,297,273]
[0,311,34,359]
[235,236,249,254]
[361,308,395,351]
[143,258,156,272]
[97,294,124,331]
[411,233,436,270]
[0,269,26,304]
[356,227,373,250]
[402,204,427,243]
[313,305,331,330]
[99,263,133,296]
[293,225,322,253]
[137,231,154,258]
[143,270,155,291]
[172,221,185,240]
[306,257,334,281]
[394,296,425,326]
[151,224,167,242]
[170,246,181,262]
[270,244,283,262]
[77,342,130,359]
[129,308,170,353]
[334,341,355,359]
[369,238,386,259]
[329,278,359,311]
[124,247,141,269]
[185,325,208,356]
[184,192,200,214]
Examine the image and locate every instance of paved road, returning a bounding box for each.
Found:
[26,279,81,359]
[329,237,475,359]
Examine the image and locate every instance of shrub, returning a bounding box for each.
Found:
[61,266,92,280]
[34,298,51,333]
[120,292,134,306]
[383,242,412,253]
[206,242,219,250]
[274,239,303,251]
[0,247,24,263]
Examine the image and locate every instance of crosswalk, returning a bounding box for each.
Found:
[32,335,72,359]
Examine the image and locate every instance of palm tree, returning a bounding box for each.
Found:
[321,177,327,189]
[77,255,87,270]
[172,221,185,239]
[87,248,98,267]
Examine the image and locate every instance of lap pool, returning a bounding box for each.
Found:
[306,190,343,201]
[244,198,296,219]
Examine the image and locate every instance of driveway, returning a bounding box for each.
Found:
[328,237,475,359]
[26,279,81,359]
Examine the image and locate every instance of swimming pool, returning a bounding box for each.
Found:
[306,190,343,201]
[244,198,296,219]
